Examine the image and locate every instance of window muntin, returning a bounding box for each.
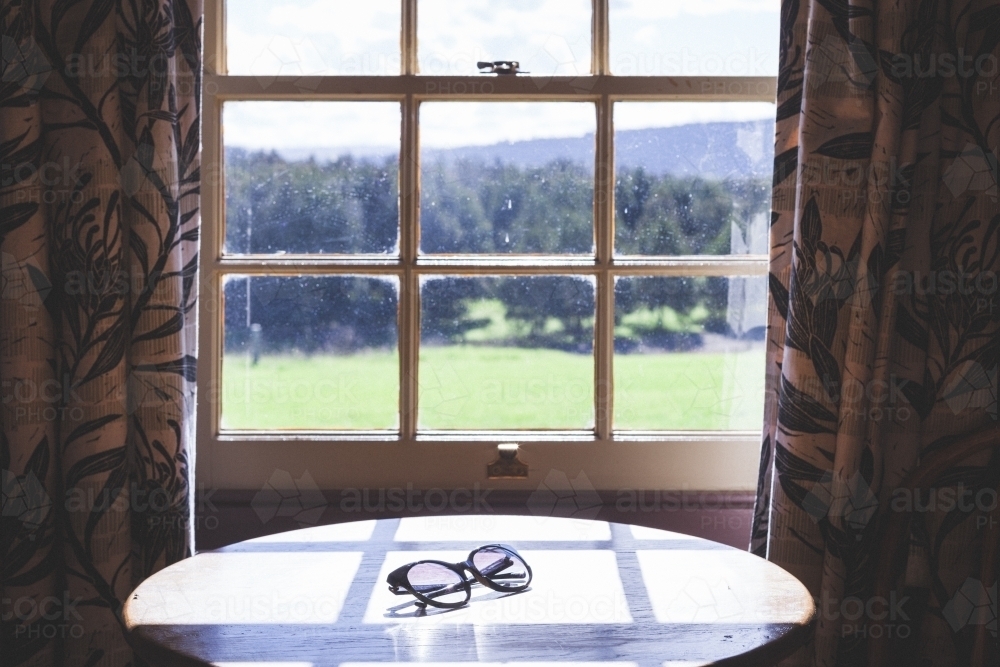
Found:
[207,1,776,446]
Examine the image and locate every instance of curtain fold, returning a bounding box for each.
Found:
[2,1,202,665]
[753,0,999,665]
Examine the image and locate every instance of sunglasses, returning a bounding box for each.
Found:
[387,544,533,609]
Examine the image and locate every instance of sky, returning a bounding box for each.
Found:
[224,1,780,150]
[224,101,778,152]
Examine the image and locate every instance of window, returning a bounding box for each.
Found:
[199,0,779,491]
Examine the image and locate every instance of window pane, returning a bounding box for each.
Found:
[227,0,400,75]
[223,276,399,429]
[614,102,774,256]
[614,276,766,430]
[610,0,780,76]
[420,276,594,428]
[420,102,595,254]
[418,0,590,76]
[224,102,400,254]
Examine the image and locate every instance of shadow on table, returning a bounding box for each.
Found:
[384,587,534,618]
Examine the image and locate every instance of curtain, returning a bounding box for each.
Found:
[753,0,999,665]
[2,1,201,665]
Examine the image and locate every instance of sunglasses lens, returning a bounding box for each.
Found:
[473,547,530,589]
[406,563,468,605]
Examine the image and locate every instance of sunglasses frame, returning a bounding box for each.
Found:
[386,544,533,609]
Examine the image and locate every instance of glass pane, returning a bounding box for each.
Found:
[614,276,766,430]
[610,0,781,76]
[420,276,594,428]
[420,102,595,254]
[223,276,399,429]
[406,563,469,605]
[224,102,400,254]
[227,0,400,75]
[419,0,590,76]
[614,102,774,256]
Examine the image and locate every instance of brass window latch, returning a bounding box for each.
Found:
[487,443,529,478]
[477,61,528,75]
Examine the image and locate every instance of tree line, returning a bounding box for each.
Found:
[223,149,769,354]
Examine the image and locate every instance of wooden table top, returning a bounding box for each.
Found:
[125,515,815,667]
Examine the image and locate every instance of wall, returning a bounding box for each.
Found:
[194,489,756,551]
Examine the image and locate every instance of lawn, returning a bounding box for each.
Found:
[222,346,765,430]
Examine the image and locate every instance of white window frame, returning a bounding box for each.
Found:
[197,0,775,492]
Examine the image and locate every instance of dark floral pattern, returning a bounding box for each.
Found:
[2,1,201,665]
[753,0,999,665]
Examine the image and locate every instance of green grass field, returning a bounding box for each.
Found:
[222,346,765,430]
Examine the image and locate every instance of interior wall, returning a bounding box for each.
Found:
[194,489,756,551]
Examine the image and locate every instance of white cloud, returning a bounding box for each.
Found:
[418,0,591,75]
[228,0,400,75]
[224,101,400,149]
[221,3,779,148]
[223,101,776,151]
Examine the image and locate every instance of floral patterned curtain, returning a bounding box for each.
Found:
[2,1,201,665]
[753,0,999,665]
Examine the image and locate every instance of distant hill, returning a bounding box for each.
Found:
[261,119,776,180]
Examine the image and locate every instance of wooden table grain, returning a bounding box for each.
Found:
[125,515,815,667]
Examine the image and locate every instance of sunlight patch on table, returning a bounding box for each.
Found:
[341,663,639,667]
[364,550,632,624]
[129,553,362,624]
[394,515,611,542]
[628,525,702,541]
[637,550,813,624]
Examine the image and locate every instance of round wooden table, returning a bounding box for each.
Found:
[125,515,814,666]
